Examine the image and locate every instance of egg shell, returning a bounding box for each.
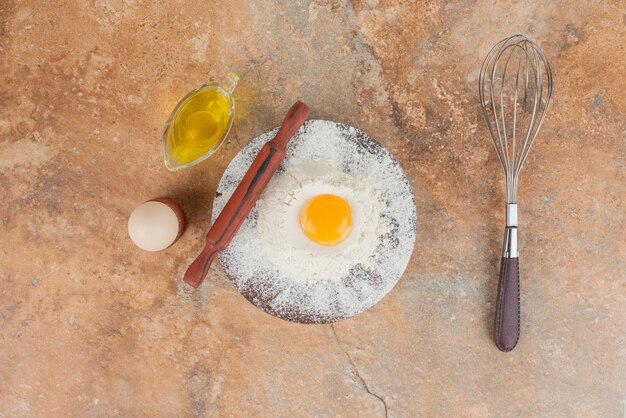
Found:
[128,198,185,251]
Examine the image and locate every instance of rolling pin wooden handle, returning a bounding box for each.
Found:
[183,101,310,289]
[183,242,218,288]
[271,100,310,148]
[493,257,520,352]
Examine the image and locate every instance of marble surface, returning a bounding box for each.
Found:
[1,1,624,416]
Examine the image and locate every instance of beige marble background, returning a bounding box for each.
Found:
[1,0,624,417]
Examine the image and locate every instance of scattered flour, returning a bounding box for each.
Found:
[213,120,416,323]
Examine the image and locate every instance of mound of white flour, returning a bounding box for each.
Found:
[256,161,387,283]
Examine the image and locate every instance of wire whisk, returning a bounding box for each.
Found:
[478,34,553,352]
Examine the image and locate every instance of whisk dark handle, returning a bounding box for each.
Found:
[494,257,520,352]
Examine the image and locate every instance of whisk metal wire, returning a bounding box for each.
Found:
[479,34,553,203]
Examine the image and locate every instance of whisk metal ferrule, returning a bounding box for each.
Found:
[503,203,519,258]
[506,203,518,227]
[503,227,518,258]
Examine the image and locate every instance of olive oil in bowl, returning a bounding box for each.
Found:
[163,72,238,171]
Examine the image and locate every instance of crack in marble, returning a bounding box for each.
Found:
[331,325,388,418]
[156,44,170,82]
[241,55,271,77]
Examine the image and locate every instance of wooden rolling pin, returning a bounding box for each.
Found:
[183,101,310,288]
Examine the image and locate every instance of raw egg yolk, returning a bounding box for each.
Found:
[299,194,353,246]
